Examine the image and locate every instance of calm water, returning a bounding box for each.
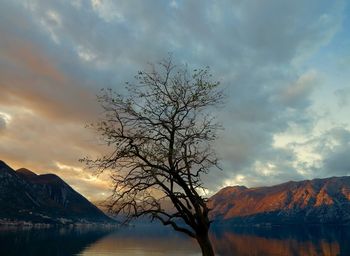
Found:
[0,224,349,256]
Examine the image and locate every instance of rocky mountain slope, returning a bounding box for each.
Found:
[0,160,112,224]
[209,176,350,225]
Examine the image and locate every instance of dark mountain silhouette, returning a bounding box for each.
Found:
[209,176,350,225]
[0,160,112,224]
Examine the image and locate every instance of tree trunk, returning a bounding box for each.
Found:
[197,232,215,256]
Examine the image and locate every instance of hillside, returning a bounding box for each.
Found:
[209,176,350,225]
[0,160,112,225]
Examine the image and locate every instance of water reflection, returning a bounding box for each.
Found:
[211,225,349,256]
[79,225,199,256]
[0,226,112,256]
[0,224,349,255]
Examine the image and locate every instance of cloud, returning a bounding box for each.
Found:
[277,127,350,180]
[0,0,348,199]
[324,145,350,176]
[0,106,112,200]
[0,35,99,123]
[317,128,350,176]
[280,70,318,109]
[335,87,350,107]
[211,69,321,190]
[0,116,6,131]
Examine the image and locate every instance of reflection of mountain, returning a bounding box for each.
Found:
[0,160,111,224]
[209,176,350,225]
[0,227,112,256]
[211,226,350,256]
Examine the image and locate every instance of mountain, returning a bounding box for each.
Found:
[209,176,350,225]
[0,160,112,224]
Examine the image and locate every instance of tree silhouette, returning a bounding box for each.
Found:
[83,57,223,256]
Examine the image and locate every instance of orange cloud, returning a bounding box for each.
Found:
[0,33,99,123]
[0,31,112,201]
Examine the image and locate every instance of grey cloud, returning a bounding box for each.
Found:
[0,0,347,198]
[0,116,6,131]
[324,146,350,176]
[279,70,318,109]
[22,0,348,185]
[335,87,350,107]
[320,128,350,176]
[0,2,101,123]
[17,0,343,79]
[288,128,350,178]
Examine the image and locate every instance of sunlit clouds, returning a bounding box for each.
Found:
[1,0,350,200]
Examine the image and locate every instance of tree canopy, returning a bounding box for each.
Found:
[82,57,223,256]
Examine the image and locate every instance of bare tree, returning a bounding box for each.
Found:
[82,57,223,256]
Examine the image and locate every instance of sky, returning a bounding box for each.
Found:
[0,0,350,201]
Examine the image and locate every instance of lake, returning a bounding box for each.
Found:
[0,224,349,256]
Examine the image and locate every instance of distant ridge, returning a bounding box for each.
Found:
[209,176,350,225]
[0,160,113,225]
[17,168,38,178]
